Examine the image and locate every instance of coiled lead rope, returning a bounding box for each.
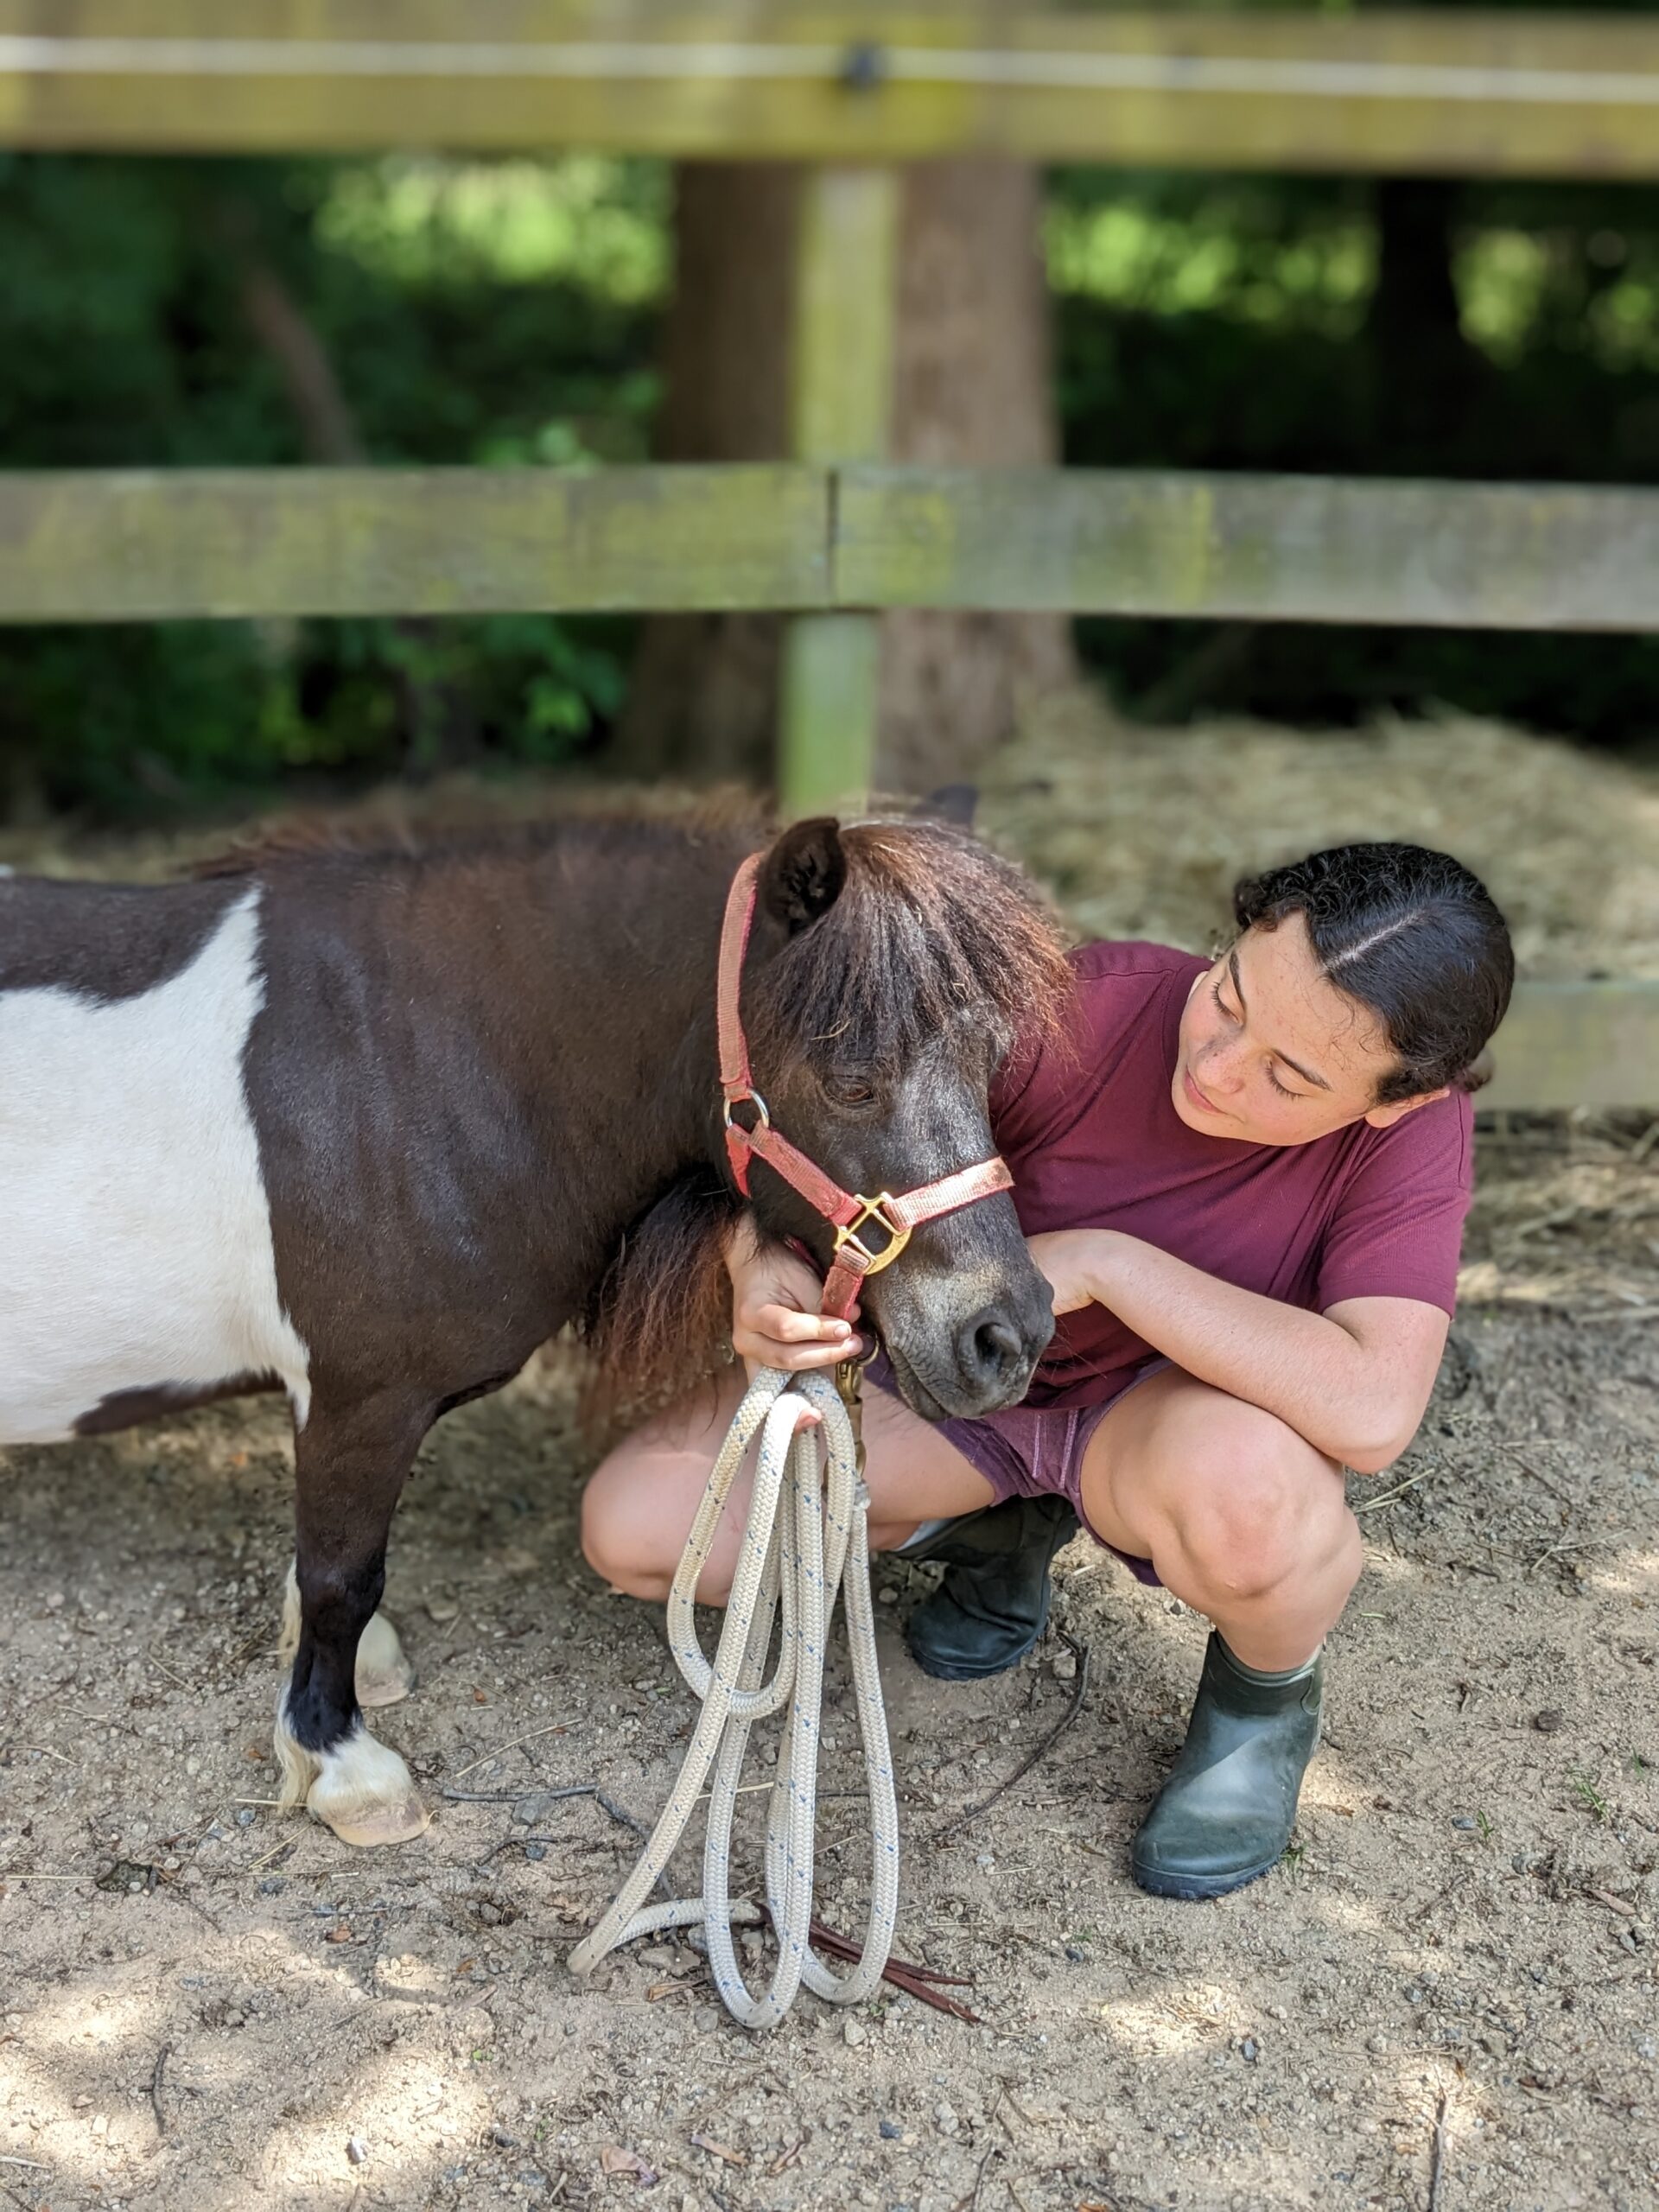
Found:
[569,1365,899,2031]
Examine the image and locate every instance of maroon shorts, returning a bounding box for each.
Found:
[865,1353,1168,1586]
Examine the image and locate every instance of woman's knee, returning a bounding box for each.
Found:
[580,1447,674,1599]
[1169,1404,1352,1606]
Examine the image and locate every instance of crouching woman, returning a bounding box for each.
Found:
[582,843,1514,1899]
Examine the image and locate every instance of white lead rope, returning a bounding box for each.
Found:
[569,1366,899,2031]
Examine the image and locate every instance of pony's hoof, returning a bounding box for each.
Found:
[303,1724,430,1849]
[319,1790,431,1849]
[355,1611,416,1709]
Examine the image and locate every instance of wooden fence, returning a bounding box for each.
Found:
[2,4,1657,1107]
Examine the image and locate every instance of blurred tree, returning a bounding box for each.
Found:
[613,160,1075,793]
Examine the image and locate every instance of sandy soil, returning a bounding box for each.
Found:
[3,725,1656,2212]
[3,1126,1655,2212]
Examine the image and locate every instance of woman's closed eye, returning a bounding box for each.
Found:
[1215,978,1305,1099]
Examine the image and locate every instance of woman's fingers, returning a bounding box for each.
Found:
[746,1301,855,1346]
[734,1302,867,1372]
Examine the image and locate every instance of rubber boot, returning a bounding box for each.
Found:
[902,1495,1079,1681]
[1131,1631,1323,1900]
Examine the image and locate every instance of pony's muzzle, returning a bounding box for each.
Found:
[954,1300,1050,1407]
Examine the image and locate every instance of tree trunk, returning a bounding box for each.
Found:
[1366,178,1487,470]
[613,160,1075,794]
[609,165,799,783]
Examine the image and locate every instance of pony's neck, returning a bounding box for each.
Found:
[513,821,766,1209]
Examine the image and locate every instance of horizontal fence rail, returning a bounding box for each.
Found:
[1484,985,1659,1115]
[6,467,1659,633]
[0,467,831,620]
[3,6,1659,174]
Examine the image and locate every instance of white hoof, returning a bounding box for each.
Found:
[278,1560,416,1708]
[355,1609,416,1709]
[274,1700,429,1847]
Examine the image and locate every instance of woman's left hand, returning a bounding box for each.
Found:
[1026,1229,1109,1317]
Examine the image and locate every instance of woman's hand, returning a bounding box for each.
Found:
[724,1215,865,1383]
[1026,1229,1109,1317]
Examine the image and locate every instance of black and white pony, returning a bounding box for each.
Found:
[0,810,1067,1844]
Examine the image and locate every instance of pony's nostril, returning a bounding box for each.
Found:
[964,1313,1025,1384]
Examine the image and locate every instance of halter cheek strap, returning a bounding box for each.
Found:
[716,852,1015,1322]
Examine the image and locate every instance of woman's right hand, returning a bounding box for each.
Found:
[725,1217,865,1382]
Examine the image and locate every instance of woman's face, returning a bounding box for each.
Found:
[1172,912,1446,1147]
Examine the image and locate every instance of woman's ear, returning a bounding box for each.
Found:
[758,817,847,933]
[1364,1085,1450,1130]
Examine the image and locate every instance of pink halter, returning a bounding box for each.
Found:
[716,851,1015,1323]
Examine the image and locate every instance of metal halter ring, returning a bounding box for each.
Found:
[833,1193,912,1275]
[722,1090,771,1134]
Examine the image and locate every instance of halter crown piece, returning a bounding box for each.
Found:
[716,850,1016,1322]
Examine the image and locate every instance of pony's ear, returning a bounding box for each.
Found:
[759,817,848,933]
[912,783,978,829]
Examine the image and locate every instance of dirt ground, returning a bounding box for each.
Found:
[3,720,1657,2212]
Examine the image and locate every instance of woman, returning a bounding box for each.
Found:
[582,842,1514,1900]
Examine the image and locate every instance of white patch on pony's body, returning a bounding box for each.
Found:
[275,1694,429,1847]
[0,889,310,1442]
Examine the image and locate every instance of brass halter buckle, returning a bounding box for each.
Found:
[833,1193,912,1275]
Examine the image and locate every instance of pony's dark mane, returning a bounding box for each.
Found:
[192,791,767,880]
[581,818,1073,1427]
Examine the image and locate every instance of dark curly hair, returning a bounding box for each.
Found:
[1232,843,1514,1103]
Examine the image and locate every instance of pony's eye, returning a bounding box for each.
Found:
[825,1075,876,1108]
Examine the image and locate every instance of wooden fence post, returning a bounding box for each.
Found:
[778,165,899,817]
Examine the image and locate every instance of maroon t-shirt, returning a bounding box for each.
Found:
[994,942,1474,1410]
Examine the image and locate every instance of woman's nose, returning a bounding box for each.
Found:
[1198,1044,1243,1093]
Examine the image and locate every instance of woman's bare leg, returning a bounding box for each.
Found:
[1077,1366,1362,1671]
[580,1367,996,1605]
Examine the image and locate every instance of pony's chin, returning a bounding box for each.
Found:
[881,1341,1016,1426]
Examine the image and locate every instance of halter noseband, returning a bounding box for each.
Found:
[716,850,1015,1323]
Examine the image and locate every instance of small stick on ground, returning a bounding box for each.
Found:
[150,2042,172,2140]
[442,1783,647,1840]
[450,1721,573,1782]
[932,1634,1090,1844]
[1428,2089,1451,2212]
[1354,1467,1436,1516]
[969,2143,1000,2210]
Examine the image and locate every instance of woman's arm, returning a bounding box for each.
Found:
[1030,1229,1449,1474]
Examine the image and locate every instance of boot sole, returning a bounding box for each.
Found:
[1130,1855,1279,1902]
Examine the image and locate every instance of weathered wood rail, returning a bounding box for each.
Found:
[6,467,1659,635]
[3,7,1659,176]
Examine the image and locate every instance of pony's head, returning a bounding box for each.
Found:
[727,814,1069,1420]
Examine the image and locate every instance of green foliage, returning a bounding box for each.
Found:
[0,153,658,817]
[1052,168,1659,743]
[5,145,1659,818]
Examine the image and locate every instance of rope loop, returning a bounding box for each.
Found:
[569,1367,899,2030]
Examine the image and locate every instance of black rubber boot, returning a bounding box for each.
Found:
[1131,1632,1323,1900]
[902,1496,1079,1681]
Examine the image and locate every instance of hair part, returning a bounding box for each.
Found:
[1232,842,1514,1103]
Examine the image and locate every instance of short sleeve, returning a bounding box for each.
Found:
[1317,1093,1474,1317]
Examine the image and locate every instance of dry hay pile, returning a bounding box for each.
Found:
[979,695,1659,982]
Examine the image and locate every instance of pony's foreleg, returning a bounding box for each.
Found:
[275,1391,431,1848]
[279,1559,416,1709]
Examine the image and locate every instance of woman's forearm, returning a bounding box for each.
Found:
[1077,1230,1427,1473]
